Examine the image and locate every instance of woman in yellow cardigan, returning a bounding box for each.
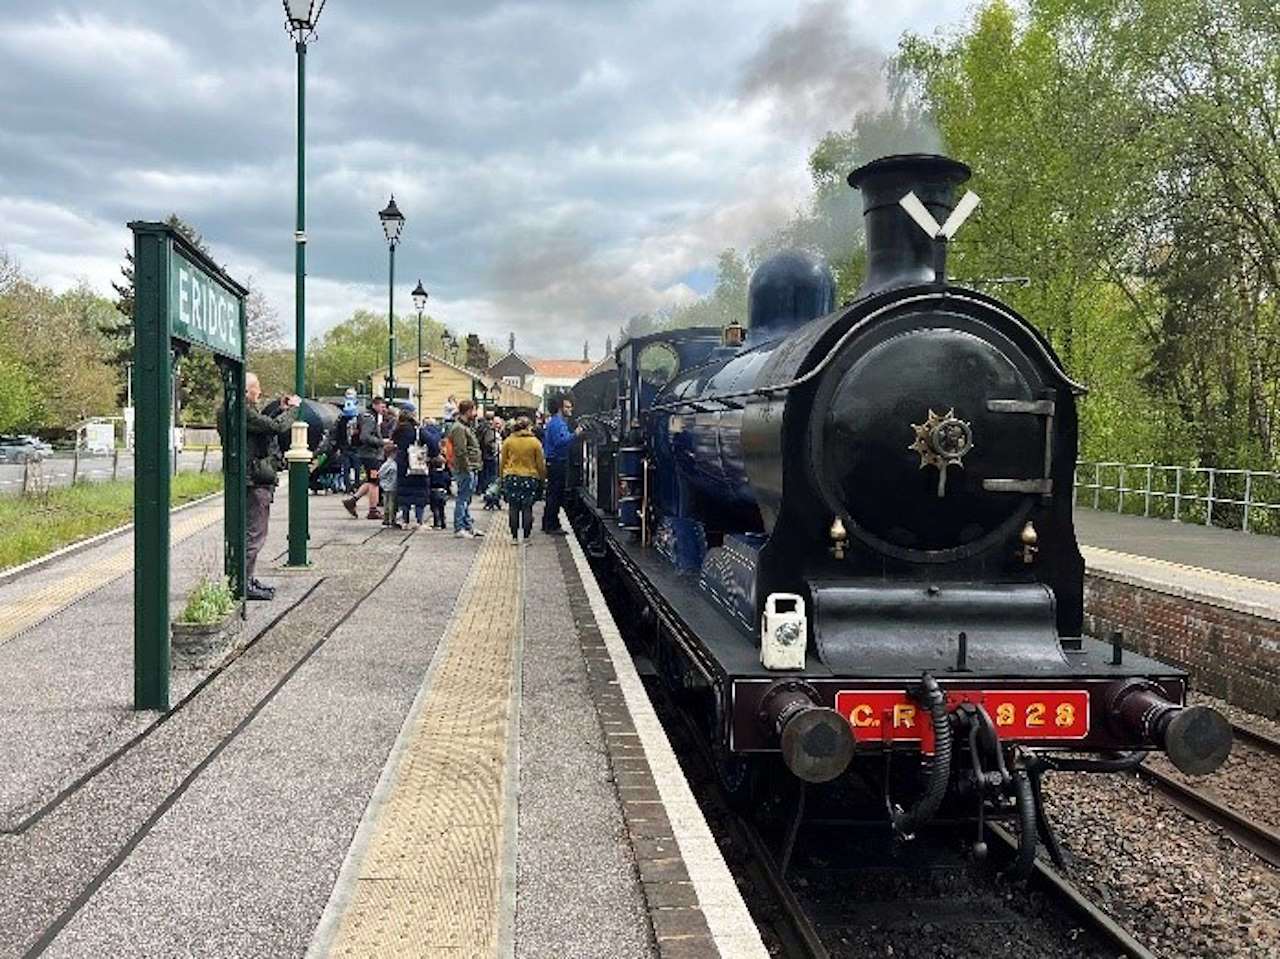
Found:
[500,417,547,542]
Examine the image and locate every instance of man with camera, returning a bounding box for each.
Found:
[244,373,299,601]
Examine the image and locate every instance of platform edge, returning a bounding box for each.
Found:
[564,532,768,959]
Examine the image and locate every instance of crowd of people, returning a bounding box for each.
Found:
[234,376,585,604]
[308,389,580,544]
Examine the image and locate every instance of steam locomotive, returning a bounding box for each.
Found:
[569,154,1232,859]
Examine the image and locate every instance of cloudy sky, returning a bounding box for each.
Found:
[0,0,971,358]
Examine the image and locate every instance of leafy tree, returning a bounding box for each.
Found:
[0,353,39,432]
[249,348,296,399]
[305,309,453,398]
[894,0,1279,469]
[0,266,118,431]
[246,284,283,352]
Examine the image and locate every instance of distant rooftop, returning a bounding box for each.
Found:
[528,358,596,378]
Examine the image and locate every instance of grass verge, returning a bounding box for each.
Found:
[0,472,224,571]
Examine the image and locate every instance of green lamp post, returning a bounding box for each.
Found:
[379,196,405,397]
[283,0,326,568]
[412,280,429,408]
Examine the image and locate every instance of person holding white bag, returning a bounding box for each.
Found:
[391,404,433,528]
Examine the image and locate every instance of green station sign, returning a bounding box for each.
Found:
[129,220,248,712]
[169,246,243,360]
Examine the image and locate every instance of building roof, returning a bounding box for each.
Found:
[375,351,541,409]
[528,358,596,379]
[486,351,536,377]
[584,355,617,377]
[376,350,488,383]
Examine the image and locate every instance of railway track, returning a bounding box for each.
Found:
[730,808,1158,959]
[647,678,1155,958]
[586,545,1173,957]
[984,824,1156,959]
[1229,719,1280,757]
[1136,720,1280,869]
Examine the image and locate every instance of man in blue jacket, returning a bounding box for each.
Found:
[541,396,580,534]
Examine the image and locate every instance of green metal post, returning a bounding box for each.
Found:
[387,243,396,394]
[287,38,310,566]
[221,353,247,602]
[133,229,172,711]
[416,309,423,406]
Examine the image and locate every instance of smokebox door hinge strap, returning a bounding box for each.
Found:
[984,397,1057,497]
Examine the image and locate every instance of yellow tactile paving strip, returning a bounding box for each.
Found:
[0,504,224,646]
[328,531,519,958]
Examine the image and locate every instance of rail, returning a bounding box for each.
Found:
[1074,461,1280,535]
[1135,761,1280,869]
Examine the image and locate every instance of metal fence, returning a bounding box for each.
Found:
[1074,461,1280,535]
[4,447,223,497]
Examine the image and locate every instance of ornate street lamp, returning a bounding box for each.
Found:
[282,0,326,568]
[379,196,405,397]
[412,279,428,408]
[283,0,326,40]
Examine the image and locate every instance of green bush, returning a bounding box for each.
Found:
[177,577,234,625]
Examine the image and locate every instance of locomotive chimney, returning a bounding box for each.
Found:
[848,153,972,297]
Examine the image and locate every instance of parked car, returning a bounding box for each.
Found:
[0,435,52,463]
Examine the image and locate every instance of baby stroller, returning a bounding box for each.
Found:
[482,481,502,510]
[308,452,347,494]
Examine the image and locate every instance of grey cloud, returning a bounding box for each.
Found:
[0,0,969,355]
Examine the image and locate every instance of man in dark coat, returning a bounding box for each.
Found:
[343,396,390,519]
[475,410,500,495]
[244,373,298,600]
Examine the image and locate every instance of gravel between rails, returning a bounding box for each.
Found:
[1042,769,1280,957]
[795,844,1130,959]
[1189,691,1280,739]
[1144,741,1280,836]
[1153,690,1280,840]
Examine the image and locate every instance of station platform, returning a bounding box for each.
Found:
[1074,506,1280,619]
[1073,506,1279,718]
[0,492,765,958]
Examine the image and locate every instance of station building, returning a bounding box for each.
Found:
[376,351,542,419]
[487,349,612,411]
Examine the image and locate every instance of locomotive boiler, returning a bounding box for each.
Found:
[569,154,1231,859]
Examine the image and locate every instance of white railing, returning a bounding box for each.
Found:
[1074,461,1280,534]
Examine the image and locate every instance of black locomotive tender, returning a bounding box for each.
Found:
[568,154,1233,856]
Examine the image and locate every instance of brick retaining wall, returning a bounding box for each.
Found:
[1083,572,1280,721]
